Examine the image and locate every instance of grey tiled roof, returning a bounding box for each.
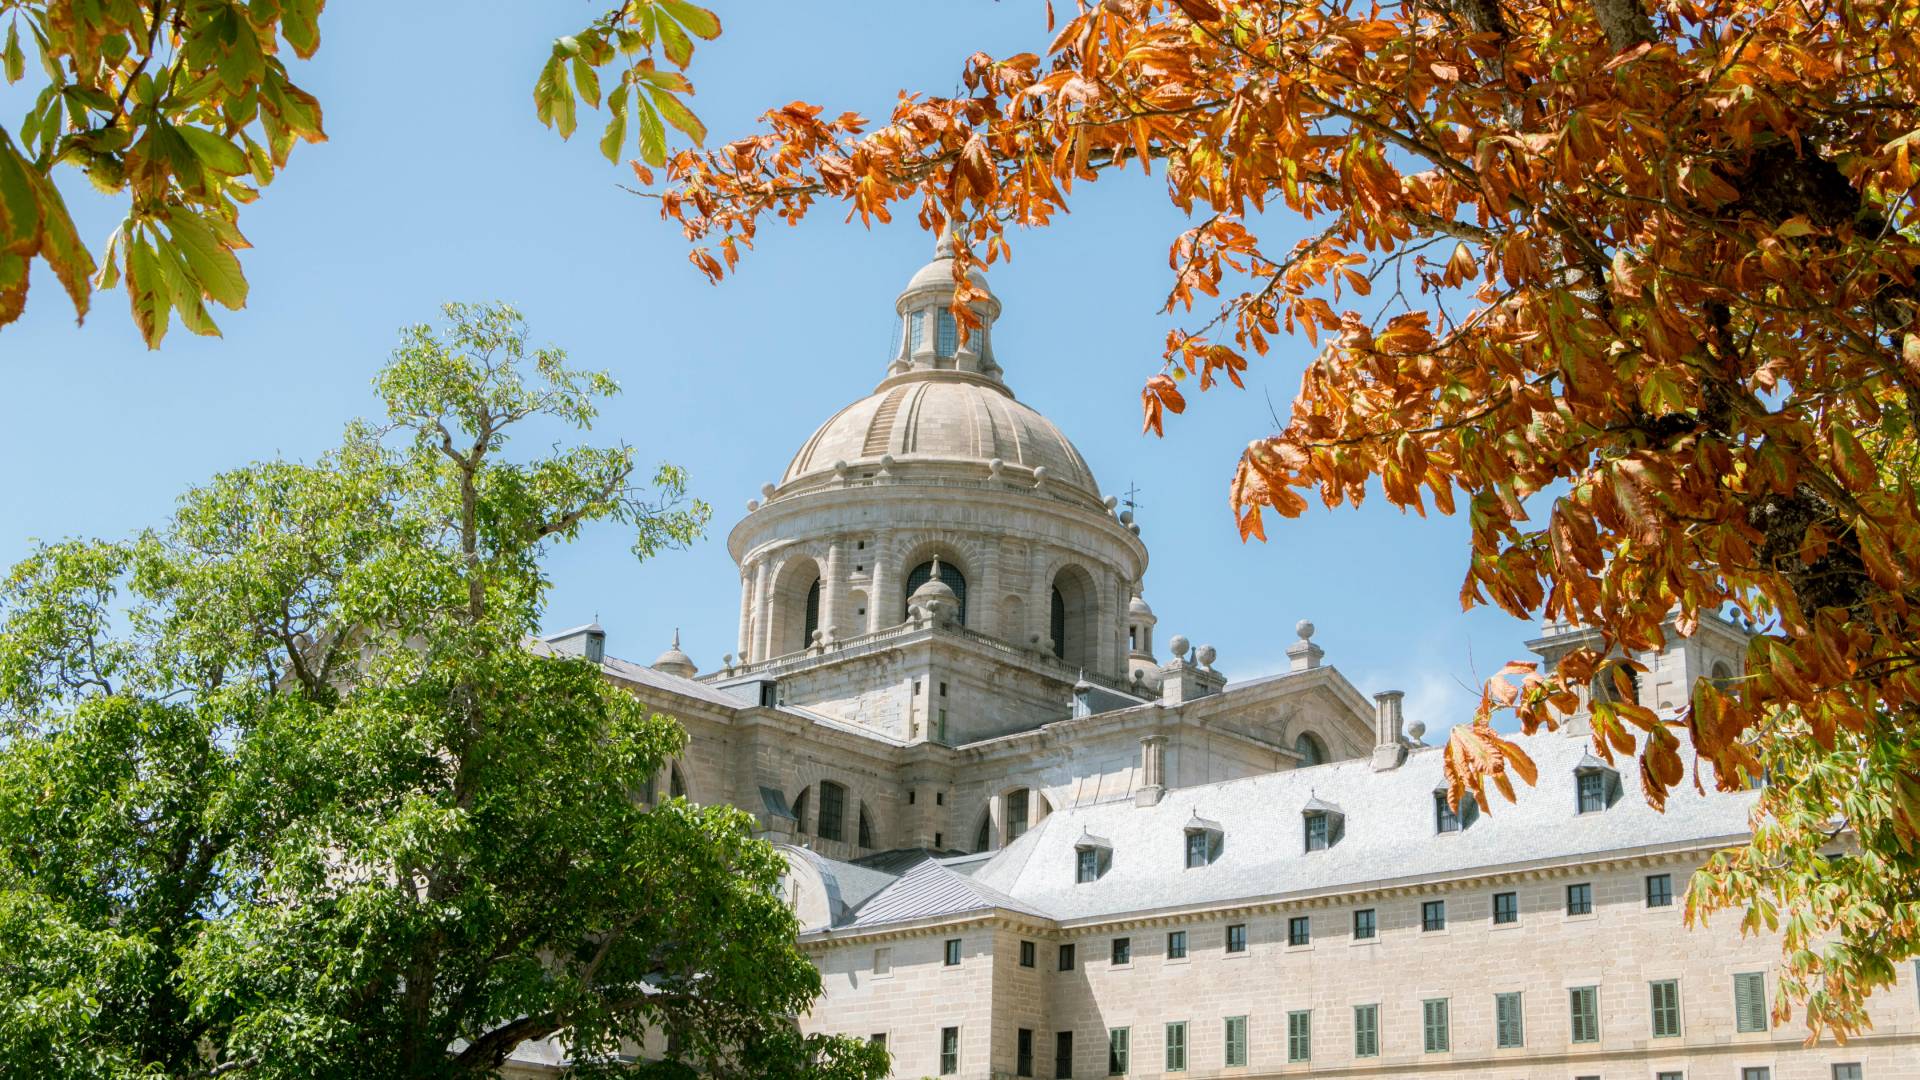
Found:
[938,730,1759,926]
[846,857,1051,928]
[793,848,902,923]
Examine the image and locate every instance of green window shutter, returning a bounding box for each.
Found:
[1353,1004,1379,1058]
[1735,971,1769,1032]
[1223,1016,1247,1067]
[1422,999,1450,1052]
[1569,986,1600,1043]
[1106,1028,1128,1076]
[1286,1011,1310,1062]
[1495,992,1524,1048]
[1164,1022,1186,1072]
[1650,980,1681,1038]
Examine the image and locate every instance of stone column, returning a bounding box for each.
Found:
[737,568,754,659]
[821,541,845,642]
[872,536,903,630]
[750,560,772,662]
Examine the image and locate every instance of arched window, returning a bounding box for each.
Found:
[935,309,958,357]
[669,765,686,799]
[791,787,810,834]
[858,804,874,848]
[904,560,968,624]
[802,578,821,649]
[818,781,847,842]
[975,813,992,853]
[1711,661,1734,688]
[1050,587,1067,660]
[1294,733,1327,767]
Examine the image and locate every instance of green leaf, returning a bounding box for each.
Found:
[126,232,172,347]
[657,15,692,68]
[658,0,722,39]
[164,208,247,310]
[571,56,601,109]
[600,85,629,165]
[634,95,666,168]
[175,126,250,177]
[3,21,25,84]
[649,88,706,147]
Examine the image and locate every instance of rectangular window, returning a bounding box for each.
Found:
[1734,971,1769,1032]
[1286,1010,1311,1063]
[1742,1070,1772,1080]
[1353,1004,1379,1058]
[1223,1015,1248,1067]
[1493,891,1519,925]
[940,1026,959,1075]
[1421,998,1450,1053]
[869,1032,886,1048]
[1832,1065,1863,1080]
[1059,943,1076,971]
[1009,789,1030,841]
[1305,812,1329,850]
[1651,979,1682,1038]
[1021,940,1036,968]
[1566,882,1593,916]
[1185,831,1209,868]
[910,310,926,348]
[1422,899,1447,932]
[1166,930,1187,959]
[936,309,959,357]
[1225,923,1247,953]
[1495,991,1525,1048]
[1164,1021,1187,1072]
[1018,1029,1034,1077]
[1434,791,1461,832]
[1647,872,1674,907]
[1288,916,1311,946]
[818,782,845,842]
[1569,985,1600,1043]
[1578,770,1607,813]
[1110,937,1130,965]
[1353,908,1376,940]
[1055,1031,1074,1079]
[873,947,892,976]
[1106,1028,1129,1076]
[1656,1073,1684,1080]
[1077,848,1098,883]
[944,938,962,966]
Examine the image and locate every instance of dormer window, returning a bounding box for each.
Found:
[1183,814,1224,868]
[1575,754,1623,813]
[1075,831,1113,883]
[1434,789,1479,833]
[1302,796,1345,852]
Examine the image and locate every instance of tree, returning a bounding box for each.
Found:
[0,302,886,1079]
[639,0,1920,1039]
[0,1,714,346]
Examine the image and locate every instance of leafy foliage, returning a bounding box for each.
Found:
[0,303,881,1078]
[0,1,716,347]
[638,0,1920,1039]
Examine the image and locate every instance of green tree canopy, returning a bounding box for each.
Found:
[0,302,885,1079]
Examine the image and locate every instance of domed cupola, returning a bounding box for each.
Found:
[779,239,1101,502]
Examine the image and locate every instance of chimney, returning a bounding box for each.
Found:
[1135,734,1167,806]
[1371,689,1408,771]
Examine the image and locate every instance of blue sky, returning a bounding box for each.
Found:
[0,2,1535,736]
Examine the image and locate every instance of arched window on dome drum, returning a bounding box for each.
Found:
[1294,732,1327,767]
[1050,587,1067,660]
[802,578,820,650]
[935,309,958,357]
[904,560,967,625]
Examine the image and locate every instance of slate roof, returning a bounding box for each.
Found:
[823,731,1756,932]
[845,857,1052,928]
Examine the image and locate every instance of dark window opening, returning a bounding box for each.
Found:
[905,559,968,624]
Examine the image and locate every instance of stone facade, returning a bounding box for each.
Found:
[507,245,1917,1078]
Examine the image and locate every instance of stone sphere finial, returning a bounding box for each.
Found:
[988,457,1005,479]
[1104,495,1119,510]
[746,498,759,512]
[1407,720,1428,741]
[1196,644,1217,669]
[1296,620,1316,641]
[760,482,776,499]
[1032,465,1049,488]
[1168,633,1191,659]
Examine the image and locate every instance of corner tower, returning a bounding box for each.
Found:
[714,240,1150,744]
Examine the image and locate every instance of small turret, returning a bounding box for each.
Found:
[652,630,697,679]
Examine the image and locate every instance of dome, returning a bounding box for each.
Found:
[782,377,1099,495]
[652,630,696,678]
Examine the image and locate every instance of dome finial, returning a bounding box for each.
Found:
[934,230,955,259]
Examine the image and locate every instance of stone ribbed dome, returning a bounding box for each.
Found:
[782,375,1099,495]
